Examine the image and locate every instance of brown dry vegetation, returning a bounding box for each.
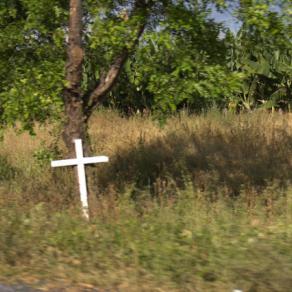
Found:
[1,110,292,291]
[3,109,292,206]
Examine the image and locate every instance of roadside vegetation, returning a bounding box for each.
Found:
[1,110,292,291]
[1,1,291,290]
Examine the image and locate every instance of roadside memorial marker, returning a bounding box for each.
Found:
[51,139,109,219]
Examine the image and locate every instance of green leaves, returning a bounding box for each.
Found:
[225,0,292,110]
[121,4,242,113]
[0,60,64,132]
[0,0,67,132]
[0,0,291,134]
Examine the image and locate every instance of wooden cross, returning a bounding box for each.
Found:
[51,139,109,219]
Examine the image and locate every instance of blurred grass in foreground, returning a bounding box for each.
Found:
[1,110,292,291]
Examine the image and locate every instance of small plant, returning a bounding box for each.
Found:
[0,155,16,181]
[33,141,61,167]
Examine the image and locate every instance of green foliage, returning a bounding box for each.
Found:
[111,1,244,112]
[226,0,292,110]
[106,0,291,113]
[33,141,61,167]
[0,0,291,131]
[0,0,67,131]
[1,188,292,290]
[127,31,243,112]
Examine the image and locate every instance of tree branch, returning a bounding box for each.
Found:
[84,0,151,118]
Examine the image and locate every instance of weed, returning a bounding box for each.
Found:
[1,110,292,290]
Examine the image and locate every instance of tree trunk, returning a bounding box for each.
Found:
[62,0,86,155]
[61,0,151,217]
[61,0,93,218]
[62,100,88,156]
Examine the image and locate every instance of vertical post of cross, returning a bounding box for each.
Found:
[74,139,89,218]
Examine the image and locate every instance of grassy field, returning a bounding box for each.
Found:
[1,110,292,291]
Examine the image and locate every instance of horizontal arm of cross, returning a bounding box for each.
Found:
[51,156,109,168]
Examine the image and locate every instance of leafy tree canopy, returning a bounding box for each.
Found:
[0,0,291,132]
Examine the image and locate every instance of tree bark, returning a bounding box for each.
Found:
[62,0,85,155]
[62,100,88,155]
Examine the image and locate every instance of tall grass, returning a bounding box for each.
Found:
[1,110,292,291]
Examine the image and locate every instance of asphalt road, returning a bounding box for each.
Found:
[0,284,39,292]
[0,284,101,291]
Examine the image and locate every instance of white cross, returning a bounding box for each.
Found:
[51,139,109,219]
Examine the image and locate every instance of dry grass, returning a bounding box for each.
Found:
[1,110,292,291]
[2,109,292,210]
[92,110,292,199]
[2,110,292,205]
